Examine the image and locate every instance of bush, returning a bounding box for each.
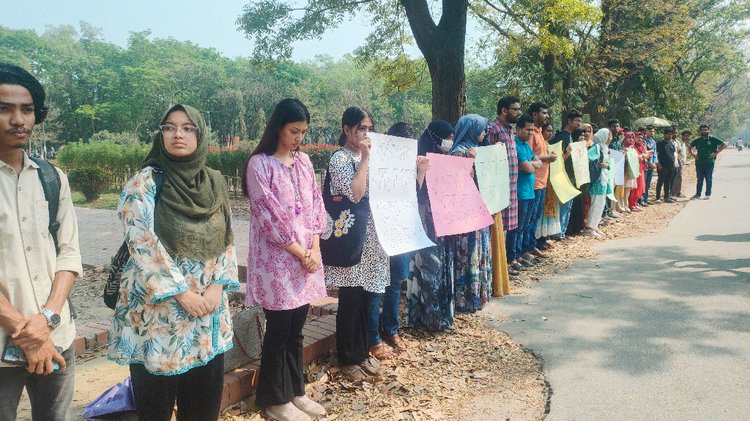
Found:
[68,168,109,202]
[57,141,151,188]
[300,143,338,172]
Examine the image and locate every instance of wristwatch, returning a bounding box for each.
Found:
[40,308,61,330]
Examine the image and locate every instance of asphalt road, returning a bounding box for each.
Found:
[486,151,750,420]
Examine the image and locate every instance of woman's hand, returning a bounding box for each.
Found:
[203,284,224,314]
[466,148,477,159]
[304,247,321,273]
[599,162,608,168]
[360,137,372,160]
[175,291,212,317]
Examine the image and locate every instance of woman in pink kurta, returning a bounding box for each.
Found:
[244,99,328,421]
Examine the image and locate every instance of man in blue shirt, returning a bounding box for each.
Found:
[641,125,658,205]
[513,115,542,268]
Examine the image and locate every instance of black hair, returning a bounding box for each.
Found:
[528,102,549,116]
[338,106,373,147]
[516,115,535,129]
[681,130,692,136]
[645,125,655,130]
[496,95,520,115]
[699,124,710,129]
[0,63,48,123]
[565,109,583,123]
[608,119,620,127]
[250,98,310,158]
[541,121,554,132]
[243,98,310,196]
[663,127,676,134]
[386,122,415,139]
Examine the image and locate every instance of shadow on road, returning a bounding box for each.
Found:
[497,245,750,377]
[695,232,750,242]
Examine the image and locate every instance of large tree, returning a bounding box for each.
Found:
[236,0,469,124]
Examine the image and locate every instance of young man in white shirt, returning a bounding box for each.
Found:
[0,63,82,420]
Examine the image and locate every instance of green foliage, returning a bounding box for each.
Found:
[205,142,257,177]
[300,144,338,172]
[57,141,151,188]
[68,168,108,202]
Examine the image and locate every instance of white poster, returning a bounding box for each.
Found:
[610,149,626,185]
[569,141,591,188]
[474,144,510,214]
[368,132,435,256]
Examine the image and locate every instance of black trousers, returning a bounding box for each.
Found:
[336,286,371,366]
[656,168,674,199]
[255,304,309,408]
[129,353,224,421]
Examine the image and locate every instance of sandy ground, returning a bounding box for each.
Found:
[47,163,696,421]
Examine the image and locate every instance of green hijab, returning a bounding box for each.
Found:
[143,104,233,261]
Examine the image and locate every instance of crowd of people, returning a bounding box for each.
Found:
[0,62,730,421]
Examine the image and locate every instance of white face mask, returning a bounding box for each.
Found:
[440,139,454,152]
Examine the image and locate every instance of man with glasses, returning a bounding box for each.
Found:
[487,95,523,273]
[549,110,582,239]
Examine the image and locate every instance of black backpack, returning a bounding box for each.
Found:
[29,156,75,319]
[103,167,165,309]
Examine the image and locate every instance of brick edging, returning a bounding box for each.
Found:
[74,299,340,412]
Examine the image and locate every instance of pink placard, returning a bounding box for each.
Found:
[425,153,494,237]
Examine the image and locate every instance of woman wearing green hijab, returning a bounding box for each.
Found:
[108,104,239,420]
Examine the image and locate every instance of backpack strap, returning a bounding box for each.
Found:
[29,156,61,252]
[151,166,165,205]
[29,156,78,318]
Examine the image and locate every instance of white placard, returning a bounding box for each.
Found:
[610,149,625,185]
[474,144,510,214]
[368,132,436,256]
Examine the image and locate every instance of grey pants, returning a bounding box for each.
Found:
[0,345,75,421]
[672,165,684,196]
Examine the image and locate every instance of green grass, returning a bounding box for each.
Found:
[72,190,121,210]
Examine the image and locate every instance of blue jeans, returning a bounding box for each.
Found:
[695,162,715,197]
[641,168,654,203]
[514,198,534,260]
[524,189,545,253]
[557,200,574,237]
[367,252,412,347]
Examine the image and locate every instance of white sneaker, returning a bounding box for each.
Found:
[265,402,311,421]
[292,395,327,418]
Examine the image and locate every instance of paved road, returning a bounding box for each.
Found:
[75,208,250,268]
[485,151,750,420]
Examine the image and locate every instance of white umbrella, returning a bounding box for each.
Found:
[633,116,672,128]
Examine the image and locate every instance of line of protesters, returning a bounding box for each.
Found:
[0,62,729,421]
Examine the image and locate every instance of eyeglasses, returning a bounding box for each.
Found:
[509,107,521,112]
[160,124,197,135]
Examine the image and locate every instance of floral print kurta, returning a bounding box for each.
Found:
[108,167,239,375]
[245,153,328,311]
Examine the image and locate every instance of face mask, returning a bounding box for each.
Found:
[440,139,454,152]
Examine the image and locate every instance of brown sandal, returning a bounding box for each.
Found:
[369,343,395,360]
[360,357,380,376]
[340,365,368,382]
[383,334,407,352]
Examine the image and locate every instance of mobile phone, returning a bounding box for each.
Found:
[2,338,62,371]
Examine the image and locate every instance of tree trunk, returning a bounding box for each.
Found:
[401,0,468,125]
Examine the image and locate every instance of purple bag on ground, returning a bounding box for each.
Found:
[83,377,137,420]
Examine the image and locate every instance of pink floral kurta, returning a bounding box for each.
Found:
[245,152,328,311]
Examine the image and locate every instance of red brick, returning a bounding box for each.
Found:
[73,337,86,354]
[95,330,109,346]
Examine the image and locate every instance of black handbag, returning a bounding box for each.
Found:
[319,151,370,268]
[103,167,165,309]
